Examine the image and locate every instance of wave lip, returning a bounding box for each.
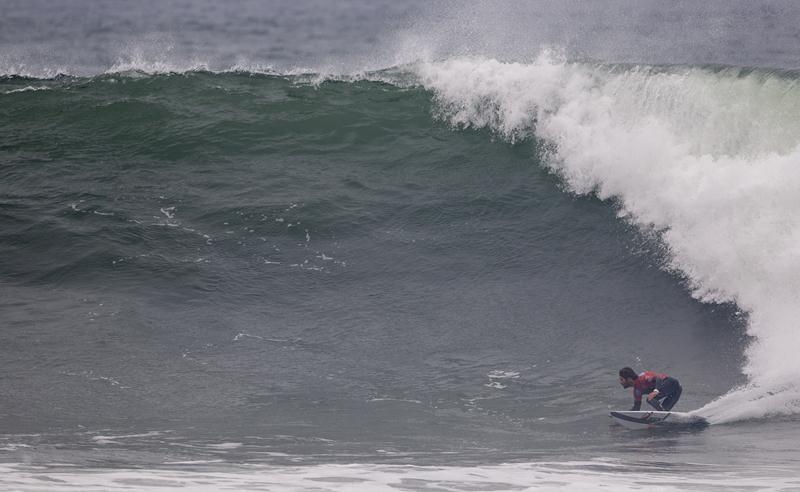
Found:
[414,52,800,422]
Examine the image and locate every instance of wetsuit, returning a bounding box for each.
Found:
[631,371,682,411]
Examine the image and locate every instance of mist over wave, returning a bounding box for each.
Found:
[414,53,800,423]
[3,0,800,80]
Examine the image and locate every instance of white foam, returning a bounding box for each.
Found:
[204,443,243,450]
[487,370,521,379]
[232,332,264,341]
[104,36,211,75]
[2,85,51,94]
[368,397,423,404]
[0,56,71,78]
[0,460,795,491]
[415,53,800,422]
[92,431,165,445]
[159,207,176,220]
[0,444,31,451]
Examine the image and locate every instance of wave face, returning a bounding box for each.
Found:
[0,67,750,455]
[416,54,800,423]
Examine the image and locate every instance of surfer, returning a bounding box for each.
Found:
[618,367,682,411]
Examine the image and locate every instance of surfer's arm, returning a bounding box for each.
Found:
[632,387,643,410]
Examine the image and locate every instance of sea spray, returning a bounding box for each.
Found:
[415,53,800,422]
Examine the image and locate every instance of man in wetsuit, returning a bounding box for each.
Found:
[618,367,682,411]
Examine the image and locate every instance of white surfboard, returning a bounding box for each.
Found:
[609,410,708,430]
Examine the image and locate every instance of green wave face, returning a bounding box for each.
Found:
[0,71,556,289]
[1,73,430,163]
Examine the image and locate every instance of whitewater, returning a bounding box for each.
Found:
[1,460,798,491]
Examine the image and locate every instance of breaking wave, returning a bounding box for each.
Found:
[414,52,800,423]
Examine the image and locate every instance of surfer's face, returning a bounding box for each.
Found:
[619,376,634,388]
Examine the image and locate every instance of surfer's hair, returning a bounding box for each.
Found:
[619,367,637,380]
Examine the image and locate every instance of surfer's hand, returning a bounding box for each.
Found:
[647,391,659,401]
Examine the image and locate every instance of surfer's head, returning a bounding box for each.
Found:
[618,367,637,387]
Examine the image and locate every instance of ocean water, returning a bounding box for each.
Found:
[2,1,800,490]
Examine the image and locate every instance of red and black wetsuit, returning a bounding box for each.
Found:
[631,371,682,411]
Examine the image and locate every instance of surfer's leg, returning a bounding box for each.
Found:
[660,381,682,411]
[646,397,664,411]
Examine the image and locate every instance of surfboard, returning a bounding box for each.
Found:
[609,410,708,430]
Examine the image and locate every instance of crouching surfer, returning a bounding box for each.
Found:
[618,367,682,411]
